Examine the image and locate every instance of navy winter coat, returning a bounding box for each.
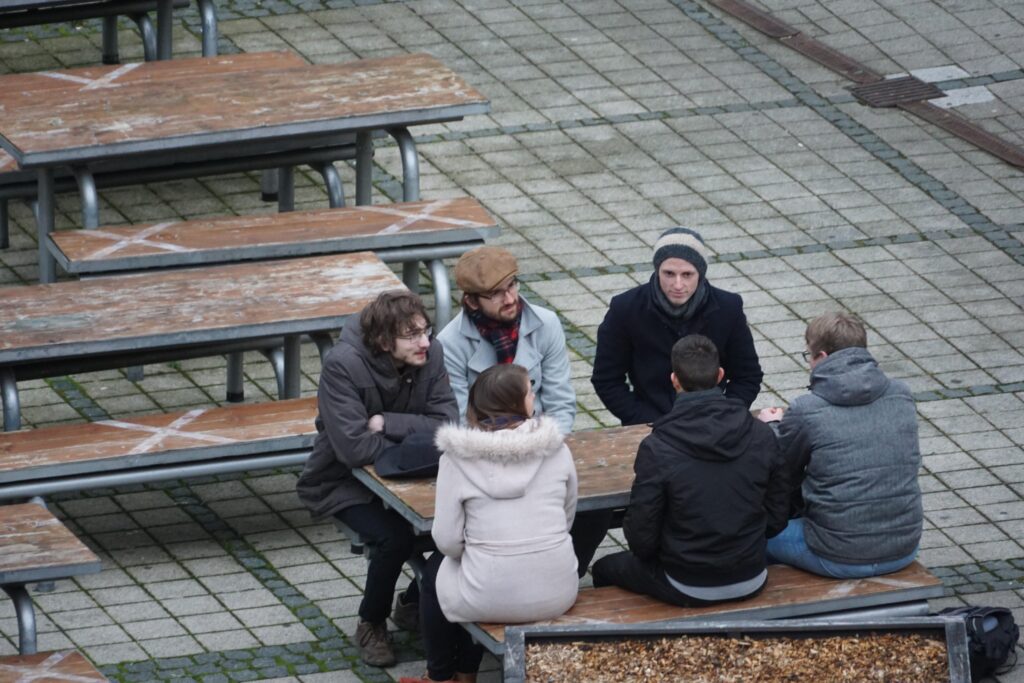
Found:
[591,277,763,425]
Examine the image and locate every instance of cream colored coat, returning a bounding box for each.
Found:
[432,417,579,624]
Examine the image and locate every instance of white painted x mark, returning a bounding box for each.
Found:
[100,408,237,455]
[78,222,191,259]
[40,62,142,91]
[364,200,490,235]
[0,652,104,683]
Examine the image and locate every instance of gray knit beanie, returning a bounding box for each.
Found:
[652,227,709,278]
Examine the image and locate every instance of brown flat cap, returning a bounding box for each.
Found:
[454,246,519,294]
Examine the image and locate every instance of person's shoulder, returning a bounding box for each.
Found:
[436,311,467,342]
[707,284,744,308]
[606,281,650,316]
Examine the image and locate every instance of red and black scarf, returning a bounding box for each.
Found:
[467,299,524,365]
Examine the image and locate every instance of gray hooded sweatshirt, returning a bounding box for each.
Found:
[777,347,923,564]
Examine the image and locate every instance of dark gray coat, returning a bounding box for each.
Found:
[777,347,923,564]
[296,320,458,519]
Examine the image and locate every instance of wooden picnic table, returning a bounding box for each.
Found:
[0,51,490,282]
[0,251,404,431]
[0,650,107,681]
[352,424,649,535]
[0,504,101,654]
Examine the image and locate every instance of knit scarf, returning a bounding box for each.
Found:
[467,298,523,364]
[652,275,709,321]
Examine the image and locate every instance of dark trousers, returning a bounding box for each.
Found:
[570,508,614,578]
[334,499,419,624]
[592,550,764,608]
[419,552,484,680]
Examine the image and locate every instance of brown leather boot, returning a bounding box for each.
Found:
[355,619,396,667]
[454,673,477,683]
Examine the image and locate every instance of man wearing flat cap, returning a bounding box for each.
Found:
[437,245,575,434]
[591,227,763,426]
[439,246,612,577]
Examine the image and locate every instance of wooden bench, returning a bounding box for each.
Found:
[465,561,945,655]
[0,650,106,681]
[0,505,102,654]
[0,397,319,500]
[48,197,500,327]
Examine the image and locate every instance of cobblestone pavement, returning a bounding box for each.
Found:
[2,0,1024,680]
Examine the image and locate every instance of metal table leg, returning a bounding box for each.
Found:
[101,15,119,64]
[1,198,8,249]
[2,584,36,654]
[277,166,294,213]
[73,167,100,229]
[36,168,55,284]
[2,368,20,432]
[388,127,420,202]
[403,262,419,293]
[310,332,334,363]
[226,352,244,402]
[282,335,301,398]
[260,169,279,202]
[316,162,345,208]
[197,0,217,56]
[156,0,173,60]
[428,259,452,328]
[132,12,157,61]
[355,131,373,206]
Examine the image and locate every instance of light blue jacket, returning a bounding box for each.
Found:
[437,298,576,434]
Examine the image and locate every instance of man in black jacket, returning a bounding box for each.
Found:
[296,290,458,667]
[591,227,763,425]
[591,334,789,606]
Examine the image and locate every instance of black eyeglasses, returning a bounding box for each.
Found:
[477,277,520,302]
[801,350,812,362]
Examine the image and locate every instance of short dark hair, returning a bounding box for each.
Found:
[805,311,867,356]
[670,334,720,392]
[466,364,530,430]
[360,290,430,354]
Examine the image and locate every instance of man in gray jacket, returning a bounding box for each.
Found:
[758,311,922,578]
[296,290,457,667]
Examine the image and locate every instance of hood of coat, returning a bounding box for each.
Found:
[652,388,754,462]
[434,417,565,499]
[810,347,890,407]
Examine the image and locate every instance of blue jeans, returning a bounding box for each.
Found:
[766,518,917,579]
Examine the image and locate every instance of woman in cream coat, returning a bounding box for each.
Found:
[400,364,578,683]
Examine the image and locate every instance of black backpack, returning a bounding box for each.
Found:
[939,606,1019,682]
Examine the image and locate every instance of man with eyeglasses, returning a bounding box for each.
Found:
[437,245,575,434]
[591,227,763,426]
[437,247,613,577]
[756,311,922,579]
[297,290,458,668]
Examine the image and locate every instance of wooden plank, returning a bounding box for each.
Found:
[475,562,943,647]
[359,423,650,524]
[0,251,402,364]
[0,397,318,483]
[0,52,489,167]
[0,650,105,682]
[0,504,100,584]
[50,198,499,274]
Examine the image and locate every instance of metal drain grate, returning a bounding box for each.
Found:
[850,76,945,107]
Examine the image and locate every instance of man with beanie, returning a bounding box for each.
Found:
[438,246,611,577]
[591,227,763,425]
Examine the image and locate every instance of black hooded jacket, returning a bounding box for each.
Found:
[623,388,790,586]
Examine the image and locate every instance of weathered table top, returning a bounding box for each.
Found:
[0,251,403,365]
[0,397,318,486]
[353,424,649,534]
[0,650,107,682]
[0,51,307,180]
[0,504,101,585]
[0,51,490,168]
[50,197,499,273]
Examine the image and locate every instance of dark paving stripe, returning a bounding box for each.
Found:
[46,376,110,422]
[932,558,1024,598]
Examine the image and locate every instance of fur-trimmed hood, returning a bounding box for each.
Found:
[434,417,566,499]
